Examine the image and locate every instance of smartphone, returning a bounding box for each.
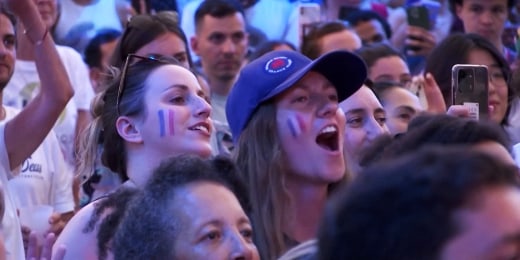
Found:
[451,65,489,120]
[298,2,321,48]
[406,5,431,30]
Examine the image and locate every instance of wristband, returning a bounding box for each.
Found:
[23,28,48,46]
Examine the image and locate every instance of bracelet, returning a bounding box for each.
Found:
[23,27,49,46]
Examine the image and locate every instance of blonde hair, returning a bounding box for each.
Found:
[75,91,106,185]
[278,239,317,260]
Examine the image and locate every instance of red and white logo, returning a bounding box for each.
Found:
[265,56,292,73]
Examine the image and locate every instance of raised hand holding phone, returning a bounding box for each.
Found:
[451,64,489,120]
[405,0,440,56]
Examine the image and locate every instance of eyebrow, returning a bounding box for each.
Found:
[374,108,386,114]
[173,51,187,57]
[163,84,189,93]
[395,106,417,114]
[237,217,251,226]
[346,108,367,115]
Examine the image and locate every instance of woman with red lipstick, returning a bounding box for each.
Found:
[54,55,213,259]
[425,33,517,141]
[226,49,367,259]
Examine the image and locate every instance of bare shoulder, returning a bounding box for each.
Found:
[53,199,105,259]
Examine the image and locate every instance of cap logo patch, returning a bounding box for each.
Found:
[265,56,292,73]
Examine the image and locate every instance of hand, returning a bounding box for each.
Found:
[423,73,447,113]
[26,232,66,260]
[47,212,72,237]
[22,225,31,253]
[405,26,436,56]
[446,105,470,117]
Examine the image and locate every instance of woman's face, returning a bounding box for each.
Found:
[381,87,423,136]
[173,182,260,260]
[133,64,212,159]
[339,86,389,174]
[369,56,411,86]
[467,48,509,123]
[136,32,191,69]
[275,71,346,184]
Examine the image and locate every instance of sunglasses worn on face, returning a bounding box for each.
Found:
[116,53,179,116]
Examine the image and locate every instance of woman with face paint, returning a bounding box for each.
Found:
[75,12,219,208]
[54,55,213,259]
[226,50,367,259]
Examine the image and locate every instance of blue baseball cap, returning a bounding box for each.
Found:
[226,50,367,143]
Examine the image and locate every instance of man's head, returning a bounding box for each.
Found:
[344,10,392,46]
[191,0,248,86]
[0,6,16,91]
[301,21,362,60]
[84,29,121,92]
[319,146,520,260]
[450,0,515,44]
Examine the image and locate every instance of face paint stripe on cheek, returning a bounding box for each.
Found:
[287,115,302,138]
[168,109,175,136]
[158,110,166,137]
[297,114,306,133]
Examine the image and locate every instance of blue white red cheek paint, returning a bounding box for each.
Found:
[158,109,175,137]
[287,114,306,138]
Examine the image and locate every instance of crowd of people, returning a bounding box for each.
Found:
[0,0,519,259]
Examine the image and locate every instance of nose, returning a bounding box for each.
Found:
[317,100,339,118]
[479,11,494,25]
[366,117,386,140]
[229,235,255,260]
[0,42,9,59]
[194,95,211,118]
[0,43,7,56]
[221,38,237,54]
[488,77,497,96]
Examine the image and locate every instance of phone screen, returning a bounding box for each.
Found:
[452,65,489,120]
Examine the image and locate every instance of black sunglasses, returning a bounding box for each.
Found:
[116,53,177,116]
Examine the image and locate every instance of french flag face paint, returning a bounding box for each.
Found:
[158,109,175,137]
[287,114,306,138]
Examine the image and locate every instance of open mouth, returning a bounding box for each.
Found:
[189,123,211,135]
[315,125,339,152]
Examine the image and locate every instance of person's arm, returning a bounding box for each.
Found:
[4,0,74,169]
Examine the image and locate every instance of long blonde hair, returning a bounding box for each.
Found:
[75,91,106,185]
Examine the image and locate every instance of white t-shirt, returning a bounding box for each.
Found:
[3,45,95,171]
[3,107,74,214]
[210,93,228,125]
[0,123,25,260]
[54,0,122,52]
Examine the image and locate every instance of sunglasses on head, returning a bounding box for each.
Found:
[116,53,179,116]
